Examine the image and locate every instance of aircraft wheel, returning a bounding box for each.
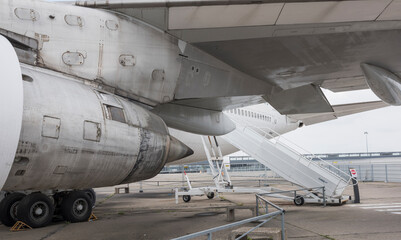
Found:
[294,196,305,206]
[17,193,54,228]
[0,192,26,226]
[206,192,214,199]
[182,195,191,203]
[61,191,92,223]
[83,189,96,207]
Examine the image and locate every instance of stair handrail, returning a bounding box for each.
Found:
[230,117,352,184]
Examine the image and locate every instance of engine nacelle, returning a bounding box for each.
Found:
[0,34,23,192]
[361,63,401,106]
[0,36,193,191]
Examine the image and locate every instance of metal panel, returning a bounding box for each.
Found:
[264,84,333,115]
[42,116,61,139]
[288,101,388,126]
[378,0,401,21]
[105,20,119,30]
[62,51,85,66]
[119,55,136,66]
[168,3,283,29]
[321,76,368,93]
[152,103,235,136]
[14,8,40,21]
[64,15,84,27]
[276,1,391,25]
[83,121,101,142]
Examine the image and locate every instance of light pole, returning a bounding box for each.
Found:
[364,131,369,154]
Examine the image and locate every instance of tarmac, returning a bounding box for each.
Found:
[1,172,401,240]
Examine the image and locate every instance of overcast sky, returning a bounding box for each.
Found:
[278,89,401,154]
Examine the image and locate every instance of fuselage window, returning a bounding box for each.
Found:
[104,105,126,123]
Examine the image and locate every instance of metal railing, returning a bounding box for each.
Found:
[231,117,352,185]
[333,164,401,183]
[172,195,285,240]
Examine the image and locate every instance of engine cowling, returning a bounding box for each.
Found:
[0,36,193,191]
[0,35,23,192]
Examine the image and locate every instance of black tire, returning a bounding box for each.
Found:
[17,193,54,228]
[206,192,214,199]
[0,192,26,227]
[60,191,92,223]
[182,195,191,203]
[294,196,305,206]
[83,189,96,208]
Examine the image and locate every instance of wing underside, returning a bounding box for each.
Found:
[75,0,401,113]
[288,101,389,126]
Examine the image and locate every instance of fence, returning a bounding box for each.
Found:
[172,194,285,240]
[164,162,401,183]
[329,164,401,182]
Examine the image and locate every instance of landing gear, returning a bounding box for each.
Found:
[294,195,305,206]
[60,191,92,223]
[0,192,26,226]
[206,192,215,199]
[183,195,191,203]
[17,193,54,228]
[1,190,94,228]
[83,189,96,207]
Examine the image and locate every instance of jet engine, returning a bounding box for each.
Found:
[0,35,193,228]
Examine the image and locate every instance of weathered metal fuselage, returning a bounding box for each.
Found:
[0,0,268,104]
[0,0,272,136]
[0,0,182,106]
[1,60,193,191]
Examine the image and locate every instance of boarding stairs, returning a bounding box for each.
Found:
[222,119,352,200]
[200,136,232,189]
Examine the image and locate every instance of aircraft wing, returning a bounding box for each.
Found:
[75,0,401,115]
[287,101,389,126]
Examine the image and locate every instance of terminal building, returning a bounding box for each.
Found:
[162,151,401,182]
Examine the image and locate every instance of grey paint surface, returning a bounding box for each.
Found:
[2,64,192,191]
[195,29,401,90]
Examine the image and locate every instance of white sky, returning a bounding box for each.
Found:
[283,89,401,154]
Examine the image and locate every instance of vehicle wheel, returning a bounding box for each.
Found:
[206,192,214,199]
[83,189,96,207]
[182,195,191,203]
[0,192,26,226]
[61,191,92,223]
[17,193,54,228]
[294,196,305,206]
